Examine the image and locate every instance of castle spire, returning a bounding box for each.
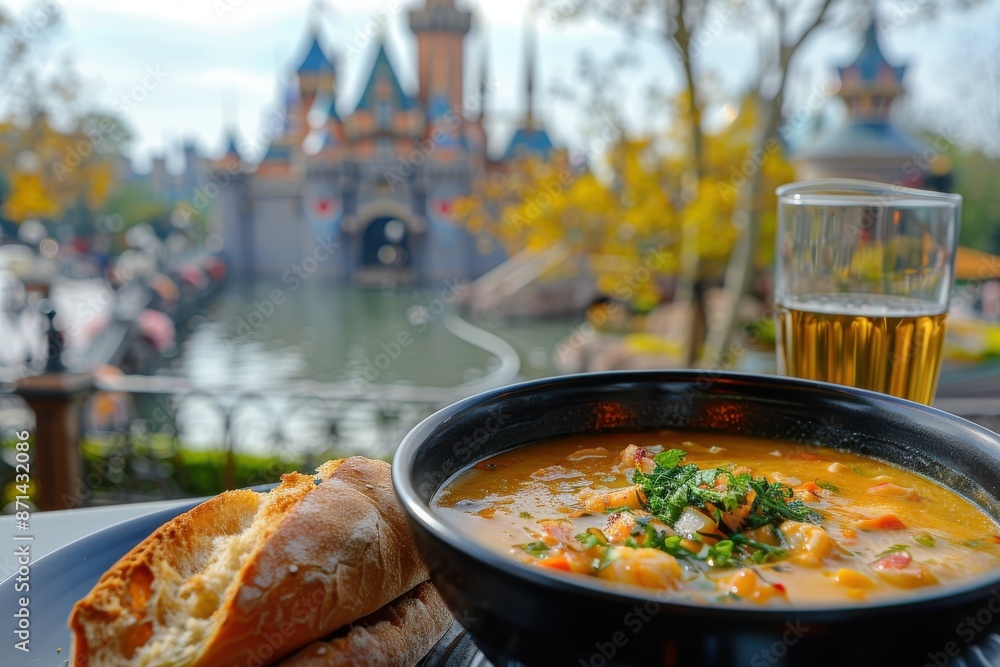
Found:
[523,11,537,130]
[409,0,471,111]
[502,7,553,162]
[836,13,905,120]
[477,23,489,124]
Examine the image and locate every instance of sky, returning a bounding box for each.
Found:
[5,0,1000,172]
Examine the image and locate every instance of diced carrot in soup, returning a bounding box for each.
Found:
[434,432,1000,607]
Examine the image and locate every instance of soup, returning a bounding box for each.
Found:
[434,431,1000,606]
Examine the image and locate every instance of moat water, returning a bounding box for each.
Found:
[162,279,575,389]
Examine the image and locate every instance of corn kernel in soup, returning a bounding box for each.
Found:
[433,432,1000,606]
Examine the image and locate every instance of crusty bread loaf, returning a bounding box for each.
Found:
[278,581,452,667]
[69,457,430,667]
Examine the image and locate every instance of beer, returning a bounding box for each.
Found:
[775,294,947,405]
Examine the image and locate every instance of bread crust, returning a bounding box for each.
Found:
[277,582,452,667]
[68,457,429,667]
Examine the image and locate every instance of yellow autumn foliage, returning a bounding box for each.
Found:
[454,94,795,308]
[0,114,120,222]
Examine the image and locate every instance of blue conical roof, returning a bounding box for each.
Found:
[224,132,240,157]
[502,127,553,161]
[838,20,905,86]
[355,42,414,112]
[296,32,336,75]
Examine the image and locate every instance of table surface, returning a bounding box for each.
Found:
[0,497,199,581]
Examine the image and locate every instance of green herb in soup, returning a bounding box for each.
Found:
[433,432,1000,606]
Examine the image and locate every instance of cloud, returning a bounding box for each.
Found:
[64,0,308,30]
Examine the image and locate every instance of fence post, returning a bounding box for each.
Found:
[15,373,95,511]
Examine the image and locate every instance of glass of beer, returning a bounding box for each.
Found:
[774,179,961,404]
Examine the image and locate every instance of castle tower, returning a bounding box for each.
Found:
[319,94,343,157]
[502,15,553,161]
[214,130,241,171]
[794,16,925,186]
[295,26,336,133]
[836,18,906,120]
[409,0,471,114]
[427,58,461,159]
[462,26,489,168]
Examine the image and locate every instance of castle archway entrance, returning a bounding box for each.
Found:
[361,216,410,269]
[347,201,424,286]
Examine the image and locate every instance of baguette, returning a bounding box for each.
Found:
[69,457,429,667]
[278,581,451,667]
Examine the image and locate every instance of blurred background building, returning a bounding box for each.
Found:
[210,0,556,286]
[794,18,943,188]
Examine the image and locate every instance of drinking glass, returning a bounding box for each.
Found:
[774,179,961,405]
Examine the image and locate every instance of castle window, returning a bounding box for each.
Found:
[376,99,392,128]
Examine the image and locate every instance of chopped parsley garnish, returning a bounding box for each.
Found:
[576,528,608,549]
[705,540,735,567]
[632,449,821,531]
[731,533,788,563]
[597,546,616,570]
[653,449,686,469]
[626,448,818,568]
[913,533,936,548]
[521,541,549,557]
[519,511,533,519]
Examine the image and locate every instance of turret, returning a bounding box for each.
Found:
[793,14,926,186]
[502,13,553,162]
[215,130,241,171]
[409,0,471,113]
[295,26,336,130]
[836,17,906,120]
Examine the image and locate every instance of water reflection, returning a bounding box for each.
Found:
[169,282,502,388]
[139,281,572,457]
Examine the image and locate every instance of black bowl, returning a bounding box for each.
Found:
[392,371,1000,667]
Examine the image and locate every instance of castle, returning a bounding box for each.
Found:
[213,0,555,286]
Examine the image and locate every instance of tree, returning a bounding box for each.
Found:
[540,0,980,367]
[456,92,793,324]
[0,111,127,224]
[0,4,131,229]
[947,148,1000,254]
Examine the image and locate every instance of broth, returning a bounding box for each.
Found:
[434,431,1000,606]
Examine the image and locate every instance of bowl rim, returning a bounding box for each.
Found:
[392,370,1000,618]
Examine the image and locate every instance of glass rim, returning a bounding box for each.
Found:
[776,178,962,208]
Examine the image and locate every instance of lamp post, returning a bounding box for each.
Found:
[15,300,94,511]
